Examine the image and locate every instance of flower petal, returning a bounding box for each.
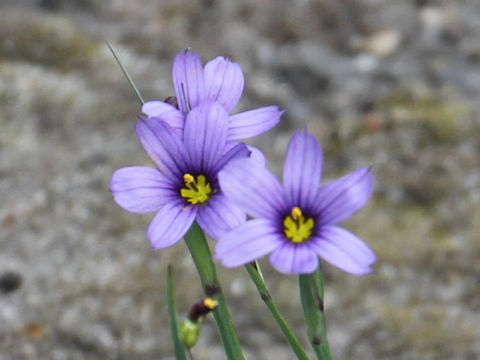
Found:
[227,106,283,140]
[136,117,187,180]
[215,219,283,267]
[246,145,267,166]
[184,102,228,173]
[210,142,250,177]
[203,56,244,113]
[218,158,287,221]
[314,167,374,225]
[269,243,319,274]
[196,193,246,241]
[111,166,177,213]
[310,225,376,275]
[148,200,198,249]
[172,49,205,113]
[141,101,184,129]
[283,130,323,210]
[222,142,267,167]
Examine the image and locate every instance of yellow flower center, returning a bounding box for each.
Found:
[180,174,212,204]
[283,206,315,244]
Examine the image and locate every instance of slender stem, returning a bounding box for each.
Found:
[105,41,145,105]
[245,262,311,360]
[184,222,245,360]
[299,266,333,360]
[167,265,188,360]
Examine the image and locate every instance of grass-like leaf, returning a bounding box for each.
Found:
[105,41,145,105]
[167,265,188,360]
[245,261,311,360]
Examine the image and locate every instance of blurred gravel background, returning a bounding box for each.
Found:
[1,0,479,359]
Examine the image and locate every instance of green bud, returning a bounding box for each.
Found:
[180,319,200,349]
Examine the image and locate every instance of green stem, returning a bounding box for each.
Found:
[167,265,188,360]
[299,266,333,360]
[184,222,245,360]
[105,41,145,105]
[245,262,311,360]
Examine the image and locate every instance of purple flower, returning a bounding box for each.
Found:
[141,49,282,141]
[215,130,376,275]
[110,102,250,247]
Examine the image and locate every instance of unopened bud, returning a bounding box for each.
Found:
[180,319,200,349]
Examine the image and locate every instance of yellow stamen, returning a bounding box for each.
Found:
[284,207,315,244]
[203,298,218,310]
[291,206,302,220]
[184,173,195,184]
[180,174,212,204]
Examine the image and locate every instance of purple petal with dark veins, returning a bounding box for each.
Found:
[196,193,246,241]
[147,200,198,249]
[211,142,250,176]
[136,117,187,180]
[203,56,244,113]
[141,101,184,129]
[172,49,205,113]
[310,225,376,275]
[228,106,283,140]
[183,102,229,173]
[215,219,283,267]
[111,166,177,213]
[218,158,287,221]
[269,242,319,274]
[313,167,374,225]
[283,130,323,210]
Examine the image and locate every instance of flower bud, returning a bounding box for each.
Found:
[180,297,218,349]
[180,319,200,349]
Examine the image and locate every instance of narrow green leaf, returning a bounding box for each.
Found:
[299,266,333,360]
[245,262,310,360]
[184,222,245,360]
[105,41,145,105]
[167,265,188,360]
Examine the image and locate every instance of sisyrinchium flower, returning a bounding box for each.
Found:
[110,102,250,247]
[141,49,283,142]
[215,130,376,275]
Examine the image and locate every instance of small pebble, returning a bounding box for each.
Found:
[0,272,22,294]
[365,30,402,57]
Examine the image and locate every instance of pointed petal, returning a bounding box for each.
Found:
[148,200,198,249]
[136,117,187,180]
[172,49,205,113]
[269,243,319,274]
[203,56,244,113]
[210,142,250,177]
[141,101,184,129]
[246,145,267,166]
[111,166,177,213]
[215,219,283,267]
[227,106,283,140]
[283,130,323,210]
[218,158,287,221]
[313,167,374,225]
[196,194,246,241]
[222,142,267,167]
[310,225,376,275]
[184,102,228,173]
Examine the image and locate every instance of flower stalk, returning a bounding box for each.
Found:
[184,222,245,360]
[245,261,311,360]
[299,266,333,360]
